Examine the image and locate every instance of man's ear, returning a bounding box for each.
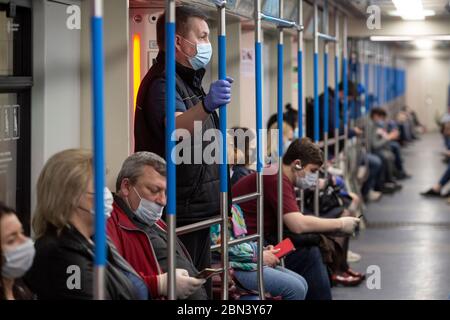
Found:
[120,179,131,197]
[175,34,183,50]
[294,160,302,171]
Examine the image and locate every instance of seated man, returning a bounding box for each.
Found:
[107,152,207,300]
[368,108,403,191]
[232,138,360,300]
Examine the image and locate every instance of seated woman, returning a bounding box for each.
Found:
[1,203,34,300]
[24,149,145,300]
[211,205,308,300]
[107,152,207,300]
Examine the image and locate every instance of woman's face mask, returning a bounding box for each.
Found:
[78,187,114,219]
[132,187,164,227]
[2,238,36,280]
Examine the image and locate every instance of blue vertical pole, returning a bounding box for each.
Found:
[298,0,304,138]
[313,1,319,144]
[277,43,284,156]
[334,11,339,161]
[322,0,329,170]
[343,58,348,128]
[342,16,348,164]
[91,0,106,300]
[217,2,229,300]
[255,0,265,299]
[165,0,176,300]
[365,62,369,113]
[324,52,329,136]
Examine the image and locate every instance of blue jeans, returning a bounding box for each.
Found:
[285,246,332,300]
[439,164,450,187]
[362,153,383,196]
[233,266,308,300]
[389,141,404,173]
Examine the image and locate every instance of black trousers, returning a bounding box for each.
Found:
[178,228,212,299]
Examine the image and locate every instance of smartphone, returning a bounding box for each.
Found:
[195,268,223,280]
[273,238,295,259]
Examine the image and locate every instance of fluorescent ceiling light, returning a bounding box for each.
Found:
[388,9,435,19]
[430,35,450,41]
[414,39,434,50]
[370,36,414,41]
[391,0,434,20]
[370,35,450,42]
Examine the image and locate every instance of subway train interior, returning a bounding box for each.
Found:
[0,0,450,303]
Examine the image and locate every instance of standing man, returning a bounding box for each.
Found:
[134,6,233,297]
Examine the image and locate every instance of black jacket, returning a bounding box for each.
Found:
[24,224,139,300]
[134,51,222,226]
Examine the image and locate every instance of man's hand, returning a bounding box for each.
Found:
[353,127,363,136]
[388,129,400,141]
[203,77,234,112]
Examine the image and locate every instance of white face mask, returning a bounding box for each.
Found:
[133,187,164,227]
[78,187,113,219]
[296,171,319,190]
[180,37,212,70]
[2,238,36,279]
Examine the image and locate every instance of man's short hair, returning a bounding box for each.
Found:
[116,152,166,192]
[283,138,323,167]
[370,107,387,118]
[156,6,208,50]
[338,80,357,97]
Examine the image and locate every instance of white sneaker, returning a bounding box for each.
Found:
[368,190,382,202]
[347,250,361,263]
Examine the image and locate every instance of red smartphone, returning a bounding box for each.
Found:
[273,238,295,259]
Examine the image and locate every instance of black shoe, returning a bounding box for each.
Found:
[396,172,412,180]
[385,181,402,191]
[380,184,396,194]
[420,188,441,197]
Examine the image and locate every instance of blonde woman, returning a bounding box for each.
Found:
[24,149,145,300]
[266,120,295,164]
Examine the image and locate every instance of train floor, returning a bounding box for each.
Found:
[332,133,450,300]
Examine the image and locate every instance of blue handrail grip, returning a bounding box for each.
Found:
[313,52,319,143]
[323,52,329,134]
[277,43,284,157]
[255,41,263,173]
[343,57,348,127]
[364,63,369,113]
[334,56,339,130]
[218,35,228,192]
[298,50,303,137]
[166,21,176,215]
[91,16,106,266]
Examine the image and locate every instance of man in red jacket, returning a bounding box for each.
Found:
[107,152,206,299]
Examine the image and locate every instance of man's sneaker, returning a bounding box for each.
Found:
[331,273,363,287]
[347,250,361,263]
[368,190,382,202]
[420,188,441,197]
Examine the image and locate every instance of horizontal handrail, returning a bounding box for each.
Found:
[211,234,260,251]
[317,135,346,148]
[176,216,223,235]
[232,192,260,204]
[318,32,337,42]
[260,13,303,31]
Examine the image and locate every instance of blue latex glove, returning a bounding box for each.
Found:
[203,77,234,112]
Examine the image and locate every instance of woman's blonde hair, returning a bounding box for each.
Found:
[33,149,93,238]
[267,121,294,157]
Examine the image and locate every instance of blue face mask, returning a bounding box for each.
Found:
[181,37,212,70]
